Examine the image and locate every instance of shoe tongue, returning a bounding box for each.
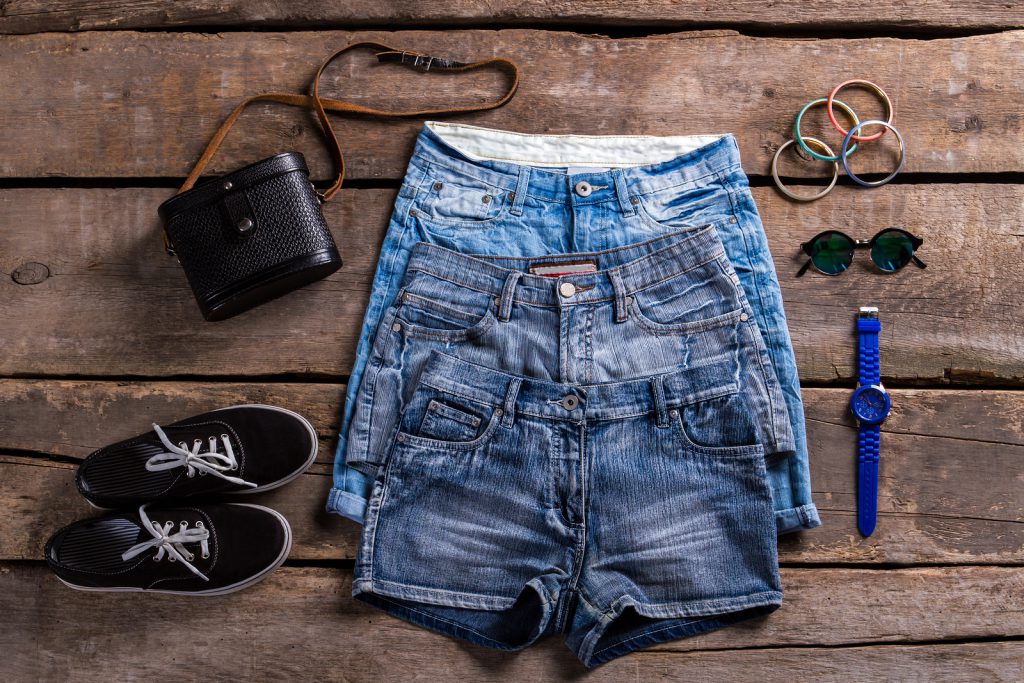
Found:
[156,422,230,448]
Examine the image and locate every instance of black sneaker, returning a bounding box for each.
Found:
[45,503,291,595]
[76,404,318,508]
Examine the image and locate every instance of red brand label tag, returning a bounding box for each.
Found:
[528,260,598,277]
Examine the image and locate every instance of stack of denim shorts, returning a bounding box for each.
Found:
[328,122,820,666]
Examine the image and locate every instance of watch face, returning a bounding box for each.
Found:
[851,386,891,425]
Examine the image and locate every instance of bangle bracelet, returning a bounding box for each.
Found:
[772,137,839,202]
[827,80,893,143]
[840,120,906,187]
[795,97,860,162]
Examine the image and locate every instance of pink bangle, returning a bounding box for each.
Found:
[826,80,893,143]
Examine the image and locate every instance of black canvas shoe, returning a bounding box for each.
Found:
[76,404,318,508]
[45,503,291,595]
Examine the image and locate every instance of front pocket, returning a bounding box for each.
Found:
[634,177,737,233]
[410,166,511,229]
[395,289,499,342]
[418,400,482,442]
[673,393,765,459]
[630,299,744,336]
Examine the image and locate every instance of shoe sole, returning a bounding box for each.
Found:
[55,503,293,596]
[82,404,320,509]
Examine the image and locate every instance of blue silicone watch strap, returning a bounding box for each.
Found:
[857,316,881,385]
[857,423,880,536]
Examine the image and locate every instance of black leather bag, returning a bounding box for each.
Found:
[158,152,340,321]
[159,42,520,321]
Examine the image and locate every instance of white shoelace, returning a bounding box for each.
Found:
[121,504,211,581]
[145,424,257,488]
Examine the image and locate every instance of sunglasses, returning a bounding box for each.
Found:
[797,228,927,277]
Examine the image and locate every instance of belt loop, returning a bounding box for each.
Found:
[608,268,629,323]
[501,377,521,427]
[650,376,669,428]
[612,169,637,216]
[497,270,522,322]
[510,167,530,216]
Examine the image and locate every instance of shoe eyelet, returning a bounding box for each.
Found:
[202,553,210,559]
[220,434,229,441]
[178,442,187,449]
[179,521,188,529]
[168,555,176,562]
[187,471,195,478]
[230,464,238,471]
[198,471,206,476]
[152,555,161,562]
[195,521,204,528]
[185,553,195,561]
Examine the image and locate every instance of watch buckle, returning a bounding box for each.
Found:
[858,306,879,319]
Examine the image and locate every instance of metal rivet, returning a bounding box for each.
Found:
[429,402,439,411]
[222,180,233,191]
[433,181,443,191]
[392,323,401,332]
[730,216,738,223]
[397,433,406,442]
[630,196,639,205]
[237,217,253,232]
[740,313,749,322]
[559,282,577,298]
[409,209,418,217]
[482,195,491,204]
[495,408,504,417]
[561,395,579,410]
[509,191,516,200]
[669,409,678,418]
[574,181,592,197]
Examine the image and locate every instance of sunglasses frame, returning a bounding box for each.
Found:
[797,228,926,277]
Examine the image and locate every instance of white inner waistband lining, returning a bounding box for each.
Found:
[425,121,725,169]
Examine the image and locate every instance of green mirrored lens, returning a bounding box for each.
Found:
[810,232,854,274]
[871,231,914,272]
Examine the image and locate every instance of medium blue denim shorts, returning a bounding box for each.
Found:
[328,122,820,534]
[352,230,786,664]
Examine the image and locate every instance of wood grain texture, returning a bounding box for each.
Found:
[2,185,1022,383]
[3,381,1021,564]
[2,1,1023,34]
[1,562,1022,680]
[0,30,1020,179]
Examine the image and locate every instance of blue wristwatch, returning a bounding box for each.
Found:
[850,306,890,537]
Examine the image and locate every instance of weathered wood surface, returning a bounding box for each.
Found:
[3,1,1023,34]
[3,381,1022,564]
[1,30,1021,179]
[2,185,1022,383]
[2,563,1022,680]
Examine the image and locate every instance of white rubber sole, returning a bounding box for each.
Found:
[56,503,293,596]
[82,403,320,509]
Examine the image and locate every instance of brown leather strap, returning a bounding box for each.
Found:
[178,41,521,200]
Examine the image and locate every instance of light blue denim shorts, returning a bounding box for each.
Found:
[352,229,786,665]
[328,122,820,534]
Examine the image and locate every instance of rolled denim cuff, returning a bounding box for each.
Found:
[776,503,822,535]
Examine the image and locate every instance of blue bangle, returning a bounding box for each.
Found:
[841,120,906,187]
[795,97,860,162]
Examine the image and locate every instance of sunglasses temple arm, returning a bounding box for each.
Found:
[912,255,928,269]
[796,259,813,277]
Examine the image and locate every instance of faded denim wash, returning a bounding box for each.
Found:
[327,122,820,534]
[352,230,785,665]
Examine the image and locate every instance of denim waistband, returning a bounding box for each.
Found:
[404,225,731,309]
[419,351,743,423]
[408,122,744,205]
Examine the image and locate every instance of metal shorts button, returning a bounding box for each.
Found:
[574,181,593,197]
[559,282,577,298]
[561,395,580,410]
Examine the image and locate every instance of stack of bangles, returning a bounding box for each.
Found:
[772,79,905,202]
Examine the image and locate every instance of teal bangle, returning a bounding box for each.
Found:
[795,97,860,162]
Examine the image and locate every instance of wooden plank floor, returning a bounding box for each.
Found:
[2,3,1023,681]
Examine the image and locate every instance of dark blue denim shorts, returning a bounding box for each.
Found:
[351,227,786,666]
